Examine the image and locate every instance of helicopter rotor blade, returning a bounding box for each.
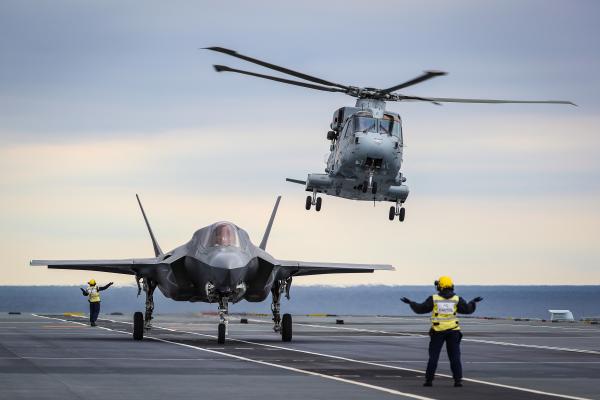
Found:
[420,97,577,106]
[213,65,347,93]
[396,95,442,105]
[379,71,447,95]
[205,47,349,90]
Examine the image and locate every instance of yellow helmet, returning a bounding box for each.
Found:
[88,279,96,286]
[436,276,454,289]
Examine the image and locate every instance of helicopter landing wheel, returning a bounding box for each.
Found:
[315,197,322,212]
[389,206,395,221]
[305,196,312,210]
[362,181,368,193]
[372,182,378,194]
[399,207,406,222]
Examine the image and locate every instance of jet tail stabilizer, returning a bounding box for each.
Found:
[259,196,281,250]
[136,194,163,257]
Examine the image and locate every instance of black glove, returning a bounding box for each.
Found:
[471,296,483,303]
[108,282,114,286]
[80,288,87,295]
[400,297,411,304]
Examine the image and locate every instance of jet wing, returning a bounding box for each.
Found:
[276,260,394,276]
[30,258,162,275]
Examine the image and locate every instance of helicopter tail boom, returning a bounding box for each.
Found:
[285,178,307,185]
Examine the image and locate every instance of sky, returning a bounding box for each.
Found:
[0,0,599,285]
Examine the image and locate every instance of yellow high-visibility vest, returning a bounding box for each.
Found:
[88,285,101,303]
[431,294,460,331]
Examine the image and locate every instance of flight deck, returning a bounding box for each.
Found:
[0,313,598,400]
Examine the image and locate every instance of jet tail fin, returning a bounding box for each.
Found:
[136,194,163,257]
[259,196,281,250]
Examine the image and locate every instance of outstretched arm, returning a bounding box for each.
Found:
[457,296,482,314]
[99,282,114,291]
[402,296,434,314]
[80,288,88,296]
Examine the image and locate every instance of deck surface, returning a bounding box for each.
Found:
[0,313,598,399]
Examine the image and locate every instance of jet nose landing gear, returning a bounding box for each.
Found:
[217,297,229,344]
[305,190,322,212]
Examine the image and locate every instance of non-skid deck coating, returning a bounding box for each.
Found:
[0,313,598,400]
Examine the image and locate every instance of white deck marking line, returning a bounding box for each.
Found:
[370,361,600,364]
[0,356,231,361]
[55,315,596,400]
[455,321,600,332]
[375,316,600,332]
[247,319,600,355]
[31,314,435,400]
[462,338,600,354]
[142,318,593,400]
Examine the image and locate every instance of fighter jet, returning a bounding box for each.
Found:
[30,195,394,343]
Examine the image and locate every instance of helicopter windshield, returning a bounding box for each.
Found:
[353,116,377,133]
[207,222,240,248]
[378,118,401,137]
[379,115,400,137]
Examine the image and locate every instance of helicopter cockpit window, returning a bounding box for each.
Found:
[379,116,401,137]
[353,116,377,133]
[207,222,240,248]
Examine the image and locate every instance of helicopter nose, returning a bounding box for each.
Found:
[355,133,387,158]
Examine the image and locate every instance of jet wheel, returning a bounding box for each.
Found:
[399,207,406,222]
[315,197,322,212]
[305,196,312,210]
[389,206,395,221]
[217,323,226,344]
[133,311,144,341]
[281,313,292,342]
[361,182,368,193]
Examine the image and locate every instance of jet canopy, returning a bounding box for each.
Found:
[205,222,240,248]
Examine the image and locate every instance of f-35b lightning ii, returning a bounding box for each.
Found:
[31,196,393,343]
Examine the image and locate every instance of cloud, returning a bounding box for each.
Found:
[1,0,599,285]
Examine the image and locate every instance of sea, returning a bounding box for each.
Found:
[1,285,598,320]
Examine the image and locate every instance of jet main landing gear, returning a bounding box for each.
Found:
[389,200,406,222]
[271,278,293,342]
[133,311,144,340]
[305,190,322,212]
[281,313,292,342]
[132,277,157,341]
[143,279,156,330]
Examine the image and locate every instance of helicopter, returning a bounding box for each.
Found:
[205,47,575,221]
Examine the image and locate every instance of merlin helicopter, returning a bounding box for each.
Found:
[205,47,575,221]
[30,195,393,344]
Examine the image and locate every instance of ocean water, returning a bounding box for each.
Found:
[1,286,598,320]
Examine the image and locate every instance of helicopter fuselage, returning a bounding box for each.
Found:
[301,100,410,205]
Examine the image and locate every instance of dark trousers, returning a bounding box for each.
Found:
[425,329,463,382]
[89,302,100,324]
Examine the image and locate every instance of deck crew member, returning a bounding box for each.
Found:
[401,276,482,387]
[80,279,113,326]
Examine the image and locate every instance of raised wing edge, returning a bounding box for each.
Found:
[277,260,395,271]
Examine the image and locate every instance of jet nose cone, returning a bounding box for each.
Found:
[207,251,246,269]
[206,249,249,295]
